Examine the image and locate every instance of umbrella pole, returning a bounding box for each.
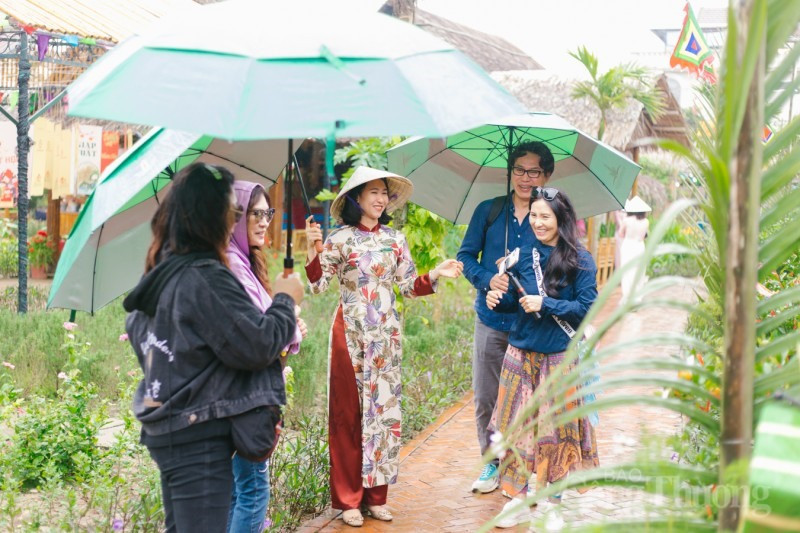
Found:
[284,139,294,276]
[504,127,516,254]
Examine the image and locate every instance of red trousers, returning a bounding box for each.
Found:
[329,305,388,510]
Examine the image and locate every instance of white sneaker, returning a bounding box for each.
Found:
[495,498,531,529]
[531,500,565,531]
[471,463,499,493]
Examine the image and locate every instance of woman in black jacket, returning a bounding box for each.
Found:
[123,162,304,532]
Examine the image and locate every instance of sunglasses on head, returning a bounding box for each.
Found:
[533,187,559,201]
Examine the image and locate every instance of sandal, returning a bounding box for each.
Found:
[341,509,364,527]
[366,505,393,521]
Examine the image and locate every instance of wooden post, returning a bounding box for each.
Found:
[268,174,284,251]
[719,0,761,529]
[45,190,61,267]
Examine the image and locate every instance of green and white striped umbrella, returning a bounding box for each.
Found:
[386,112,641,224]
[66,0,523,141]
[48,128,292,312]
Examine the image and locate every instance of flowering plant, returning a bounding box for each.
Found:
[28,229,55,268]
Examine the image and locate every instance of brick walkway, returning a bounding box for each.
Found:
[300,283,698,532]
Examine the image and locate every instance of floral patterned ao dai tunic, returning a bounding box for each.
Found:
[307,223,434,488]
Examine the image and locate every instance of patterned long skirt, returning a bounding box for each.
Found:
[488,345,599,497]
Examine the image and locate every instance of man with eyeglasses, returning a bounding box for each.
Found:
[457,141,554,494]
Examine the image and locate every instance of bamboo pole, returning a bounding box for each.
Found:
[719,0,762,529]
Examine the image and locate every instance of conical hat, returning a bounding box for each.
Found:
[624,195,652,213]
[330,166,414,221]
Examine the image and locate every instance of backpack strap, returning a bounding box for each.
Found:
[483,195,507,235]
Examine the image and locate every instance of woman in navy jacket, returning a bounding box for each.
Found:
[485,187,600,528]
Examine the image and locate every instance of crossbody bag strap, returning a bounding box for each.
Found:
[532,248,577,339]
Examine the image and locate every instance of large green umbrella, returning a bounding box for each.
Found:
[48,128,292,312]
[386,112,641,224]
[66,0,523,141]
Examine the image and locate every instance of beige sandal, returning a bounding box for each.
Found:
[366,505,393,521]
[341,509,364,527]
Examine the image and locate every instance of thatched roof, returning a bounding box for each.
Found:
[379,3,542,72]
[492,72,689,153]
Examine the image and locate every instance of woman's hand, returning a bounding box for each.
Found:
[486,289,504,310]
[297,318,308,340]
[431,259,463,282]
[273,272,304,305]
[520,295,543,314]
[305,216,323,262]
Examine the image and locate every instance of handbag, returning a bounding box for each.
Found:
[531,248,600,426]
[229,405,283,462]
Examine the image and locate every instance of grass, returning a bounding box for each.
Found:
[1,249,477,444]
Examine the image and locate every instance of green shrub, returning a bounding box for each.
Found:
[267,415,330,532]
[0,237,17,278]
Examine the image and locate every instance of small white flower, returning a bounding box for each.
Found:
[489,432,508,460]
[57,372,68,380]
[67,334,75,340]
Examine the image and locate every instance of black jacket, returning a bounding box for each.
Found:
[124,253,296,437]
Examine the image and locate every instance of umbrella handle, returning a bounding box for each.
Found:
[309,221,323,254]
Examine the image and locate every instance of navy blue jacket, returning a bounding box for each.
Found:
[457,195,535,332]
[494,242,597,353]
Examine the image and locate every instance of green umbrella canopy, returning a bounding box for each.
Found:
[48,128,292,312]
[66,0,524,141]
[386,112,641,224]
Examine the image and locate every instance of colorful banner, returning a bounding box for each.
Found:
[30,117,56,197]
[670,2,717,83]
[100,131,119,173]
[52,125,75,199]
[0,121,19,208]
[74,124,102,196]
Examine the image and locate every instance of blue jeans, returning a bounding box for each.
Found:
[227,454,270,533]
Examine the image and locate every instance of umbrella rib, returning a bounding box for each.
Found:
[452,126,507,224]
[201,150,278,184]
[90,223,105,315]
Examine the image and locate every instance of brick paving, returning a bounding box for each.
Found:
[301,283,699,532]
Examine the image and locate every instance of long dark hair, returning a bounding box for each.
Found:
[145,163,235,272]
[529,189,582,297]
[248,187,272,296]
[340,179,393,227]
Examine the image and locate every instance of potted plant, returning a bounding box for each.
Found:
[28,230,55,279]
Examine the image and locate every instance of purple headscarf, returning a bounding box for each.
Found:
[226,181,301,352]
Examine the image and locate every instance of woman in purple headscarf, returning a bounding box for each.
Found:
[226,180,306,533]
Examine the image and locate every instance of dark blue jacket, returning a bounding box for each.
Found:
[494,242,597,353]
[457,195,535,332]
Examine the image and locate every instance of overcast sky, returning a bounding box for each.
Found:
[416,0,729,77]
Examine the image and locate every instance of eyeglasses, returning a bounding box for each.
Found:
[248,208,276,223]
[232,204,245,223]
[512,166,545,179]
[533,187,559,201]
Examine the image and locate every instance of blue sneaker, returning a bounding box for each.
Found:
[471,463,499,493]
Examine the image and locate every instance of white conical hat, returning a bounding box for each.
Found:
[330,166,414,221]
[624,195,652,213]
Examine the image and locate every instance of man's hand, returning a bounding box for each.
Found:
[273,272,304,305]
[489,273,509,292]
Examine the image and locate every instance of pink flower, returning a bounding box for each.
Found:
[118,333,129,342]
[58,372,68,380]
[62,321,78,331]
[2,361,15,370]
